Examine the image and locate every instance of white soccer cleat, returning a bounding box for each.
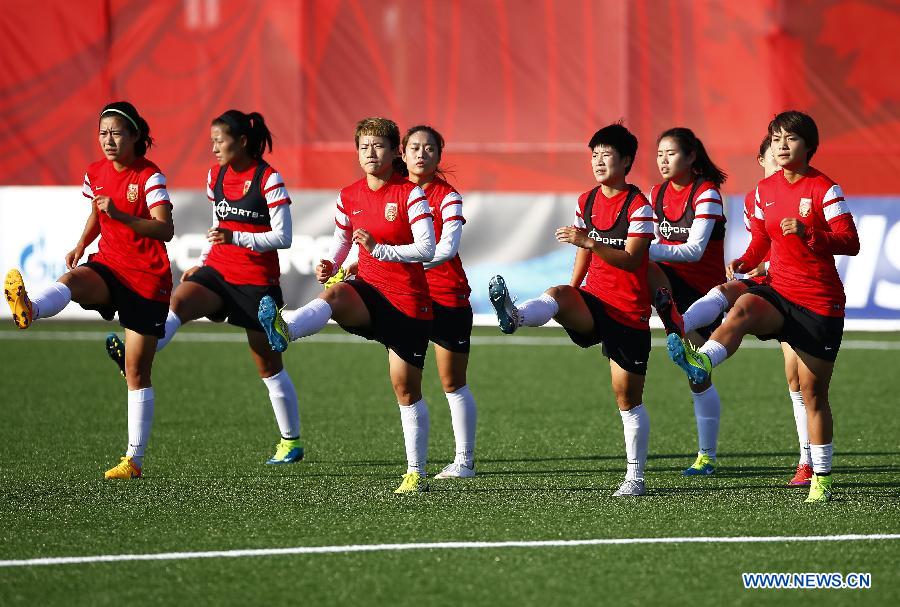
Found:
[612,479,646,497]
[434,462,476,479]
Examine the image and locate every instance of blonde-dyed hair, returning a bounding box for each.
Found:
[354,117,401,149]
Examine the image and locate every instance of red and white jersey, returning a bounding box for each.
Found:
[424,177,470,307]
[649,179,726,293]
[741,168,859,317]
[336,174,434,319]
[81,157,172,302]
[574,186,655,329]
[204,162,290,286]
[742,190,768,284]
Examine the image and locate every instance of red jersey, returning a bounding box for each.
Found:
[575,186,655,329]
[204,162,290,286]
[742,190,768,285]
[650,179,726,293]
[337,174,433,319]
[81,157,172,302]
[740,168,859,317]
[424,178,470,307]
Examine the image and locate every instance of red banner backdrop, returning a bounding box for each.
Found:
[2,0,899,194]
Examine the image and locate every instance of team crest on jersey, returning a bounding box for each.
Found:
[384,202,398,222]
[799,198,812,217]
[243,181,252,195]
[126,183,139,203]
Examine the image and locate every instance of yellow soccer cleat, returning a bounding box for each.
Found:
[323,266,347,289]
[4,269,34,329]
[394,472,429,494]
[104,456,142,480]
[804,473,833,503]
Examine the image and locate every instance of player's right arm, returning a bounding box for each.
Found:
[733,186,772,277]
[318,193,353,283]
[67,173,103,269]
[570,247,590,287]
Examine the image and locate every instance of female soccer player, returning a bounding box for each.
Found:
[645,127,728,477]
[257,117,436,494]
[662,135,814,486]
[399,125,477,479]
[667,111,860,503]
[4,101,173,479]
[489,123,655,497]
[107,110,303,465]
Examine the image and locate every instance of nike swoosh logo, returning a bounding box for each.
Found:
[352,210,363,215]
[765,202,775,207]
[94,186,104,191]
[413,353,423,357]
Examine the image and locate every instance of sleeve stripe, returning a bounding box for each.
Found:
[822,196,845,207]
[410,212,433,225]
[337,204,347,215]
[335,219,351,231]
[267,198,290,209]
[145,184,165,194]
[82,191,93,199]
[263,183,285,195]
[628,232,655,238]
[147,199,171,210]
[207,195,215,201]
[695,198,723,206]
[440,200,462,213]
[631,215,655,221]
[695,214,722,219]
[407,195,428,208]
[443,215,465,223]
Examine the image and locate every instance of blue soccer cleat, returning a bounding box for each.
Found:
[258,295,289,353]
[667,333,711,385]
[488,275,519,334]
[105,333,126,378]
[266,438,304,465]
[682,453,716,476]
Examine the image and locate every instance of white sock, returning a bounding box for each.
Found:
[810,443,833,475]
[283,299,332,340]
[262,369,301,440]
[619,404,650,482]
[31,282,71,319]
[125,387,155,468]
[692,385,720,459]
[398,399,430,475]
[698,339,729,367]
[155,310,182,352]
[681,288,728,334]
[446,385,476,468]
[518,293,559,327]
[789,390,811,465]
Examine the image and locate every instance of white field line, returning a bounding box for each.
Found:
[1,534,898,568]
[0,330,899,350]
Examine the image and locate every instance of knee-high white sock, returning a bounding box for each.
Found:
[789,390,811,465]
[517,293,559,327]
[31,282,71,319]
[125,387,155,468]
[446,385,476,468]
[399,399,430,475]
[283,299,332,340]
[682,288,728,334]
[810,443,833,475]
[698,340,729,367]
[692,385,721,459]
[619,404,650,481]
[262,369,301,440]
[155,310,182,352]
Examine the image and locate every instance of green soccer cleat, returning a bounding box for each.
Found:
[323,266,347,289]
[667,333,711,385]
[394,472,429,494]
[683,453,716,476]
[266,438,304,465]
[105,333,126,378]
[804,473,833,503]
[258,295,290,353]
[488,275,519,334]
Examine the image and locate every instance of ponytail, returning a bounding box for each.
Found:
[99,101,153,157]
[213,110,273,160]
[657,127,727,188]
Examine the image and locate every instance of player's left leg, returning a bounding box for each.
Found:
[796,351,835,503]
[390,350,430,494]
[783,343,812,486]
[105,329,158,479]
[247,329,304,465]
[432,344,476,479]
[609,361,649,497]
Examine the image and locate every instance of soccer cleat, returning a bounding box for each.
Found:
[105,333,127,378]
[612,479,646,497]
[667,333,711,385]
[394,472,429,494]
[804,473,833,503]
[323,266,347,289]
[4,269,34,329]
[683,453,716,476]
[104,456,142,479]
[258,295,289,353]
[434,462,476,479]
[266,438,305,464]
[654,287,684,337]
[788,463,814,487]
[488,275,519,334]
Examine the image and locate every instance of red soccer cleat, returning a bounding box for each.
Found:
[788,463,813,486]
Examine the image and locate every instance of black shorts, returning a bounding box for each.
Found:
[339,279,431,369]
[184,265,283,331]
[80,261,168,338]
[430,302,473,354]
[659,263,721,340]
[746,284,844,362]
[564,288,651,376]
